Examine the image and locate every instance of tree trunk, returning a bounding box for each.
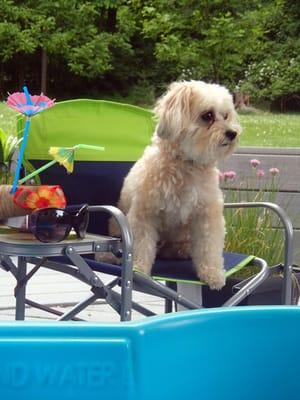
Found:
[41,48,48,93]
[18,54,25,88]
[233,91,250,109]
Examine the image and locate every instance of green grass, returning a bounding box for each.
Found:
[0,102,18,136]
[1,101,300,147]
[239,112,300,147]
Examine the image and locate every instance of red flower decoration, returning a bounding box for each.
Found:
[13,185,66,210]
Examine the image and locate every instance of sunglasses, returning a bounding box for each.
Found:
[28,204,89,243]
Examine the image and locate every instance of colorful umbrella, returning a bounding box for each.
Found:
[6,86,55,193]
[13,185,67,210]
[19,144,105,184]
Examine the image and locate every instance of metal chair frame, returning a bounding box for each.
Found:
[0,201,293,321]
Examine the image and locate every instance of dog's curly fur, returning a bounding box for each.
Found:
[109,80,241,290]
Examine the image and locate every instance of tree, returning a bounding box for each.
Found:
[0,0,132,94]
[238,0,300,109]
[124,0,266,89]
[0,0,299,107]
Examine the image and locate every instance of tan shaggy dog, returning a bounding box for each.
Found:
[109,80,241,290]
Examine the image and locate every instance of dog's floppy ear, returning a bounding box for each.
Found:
[154,82,194,139]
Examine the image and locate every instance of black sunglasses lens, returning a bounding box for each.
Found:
[75,208,89,238]
[35,209,71,243]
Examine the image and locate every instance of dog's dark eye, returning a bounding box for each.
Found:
[201,111,214,123]
[224,113,229,120]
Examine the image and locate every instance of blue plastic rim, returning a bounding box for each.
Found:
[0,306,299,400]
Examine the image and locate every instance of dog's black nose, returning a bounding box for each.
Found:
[225,130,237,141]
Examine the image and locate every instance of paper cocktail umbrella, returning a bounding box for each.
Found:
[6,86,55,193]
[19,144,105,184]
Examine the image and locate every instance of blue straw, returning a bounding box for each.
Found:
[23,86,33,106]
[10,86,34,194]
[10,116,31,194]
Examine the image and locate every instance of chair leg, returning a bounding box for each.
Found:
[165,281,177,313]
[25,299,84,321]
[58,293,99,321]
[15,256,27,320]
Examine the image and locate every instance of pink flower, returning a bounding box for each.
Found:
[250,159,261,168]
[269,167,279,176]
[224,170,236,180]
[257,169,265,178]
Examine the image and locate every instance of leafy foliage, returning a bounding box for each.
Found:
[0,127,22,184]
[0,0,299,108]
[237,0,300,108]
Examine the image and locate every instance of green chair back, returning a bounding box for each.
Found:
[19,99,155,162]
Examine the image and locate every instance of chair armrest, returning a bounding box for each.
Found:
[87,205,133,320]
[224,201,293,304]
[223,257,269,307]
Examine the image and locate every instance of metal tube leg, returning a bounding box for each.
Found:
[15,257,27,320]
[165,281,177,313]
[120,253,133,321]
[88,205,134,321]
[58,293,99,321]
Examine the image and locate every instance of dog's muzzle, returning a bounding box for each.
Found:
[225,130,237,141]
[221,130,237,146]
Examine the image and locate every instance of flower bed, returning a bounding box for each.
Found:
[220,147,300,264]
[221,156,283,267]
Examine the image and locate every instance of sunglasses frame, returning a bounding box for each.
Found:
[29,204,89,243]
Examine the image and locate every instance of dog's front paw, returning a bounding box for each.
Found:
[133,258,152,275]
[95,252,121,265]
[197,265,226,290]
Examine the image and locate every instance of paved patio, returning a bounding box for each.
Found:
[0,259,165,322]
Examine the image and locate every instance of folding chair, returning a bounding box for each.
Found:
[11,99,294,321]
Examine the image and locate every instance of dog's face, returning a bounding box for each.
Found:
[154,80,241,164]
